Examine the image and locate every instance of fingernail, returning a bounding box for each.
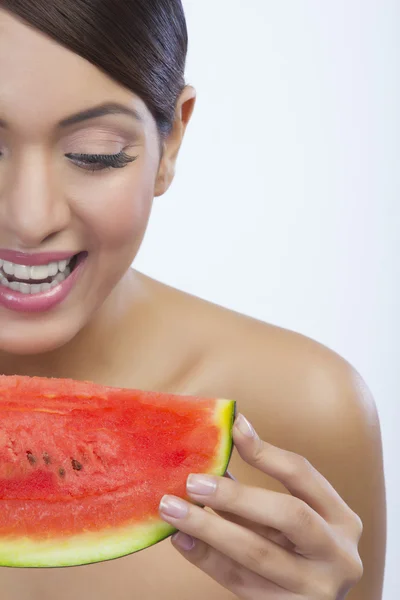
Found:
[187,474,217,495]
[224,470,237,481]
[172,532,195,551]
[159,495,189,519]
[235,414,256,438]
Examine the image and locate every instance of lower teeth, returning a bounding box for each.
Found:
[0,267,71,295]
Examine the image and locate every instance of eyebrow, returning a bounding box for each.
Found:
[59,102,144,127]
[0,102,144,130]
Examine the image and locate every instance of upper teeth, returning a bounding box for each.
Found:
[0,258,71,281]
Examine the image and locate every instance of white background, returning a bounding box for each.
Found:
[135,1,399,597]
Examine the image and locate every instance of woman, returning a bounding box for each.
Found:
[0,1,385,599]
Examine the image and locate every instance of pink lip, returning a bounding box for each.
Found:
[0,253,87,314]
[0,250,77,266]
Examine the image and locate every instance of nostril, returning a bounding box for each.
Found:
[41,232,60,245]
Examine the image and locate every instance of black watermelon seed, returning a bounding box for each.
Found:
[71,459,83,471]
[59,468,66,478]
[43,452,51,465]
[26,451,36,465]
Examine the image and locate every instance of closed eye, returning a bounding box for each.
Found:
[65,150,139,172]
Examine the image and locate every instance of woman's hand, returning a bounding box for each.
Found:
[158,414,364,599]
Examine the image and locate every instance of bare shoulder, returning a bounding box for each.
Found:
[219,310,386,600]
[147,278,386,599]
[146,276,382,451]
[146,277,384,468]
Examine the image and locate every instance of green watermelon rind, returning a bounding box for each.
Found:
[0,520,176,568]
[0,398,236,568]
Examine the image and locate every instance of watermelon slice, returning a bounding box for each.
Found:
[0,375,235,568]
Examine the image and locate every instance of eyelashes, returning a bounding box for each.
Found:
[64,150,139,172]
[0,149,139,173]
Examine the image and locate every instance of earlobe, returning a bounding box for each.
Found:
[154,170,166,197]
[154,161,175,197]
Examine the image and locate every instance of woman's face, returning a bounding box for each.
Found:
[0,10,193,356]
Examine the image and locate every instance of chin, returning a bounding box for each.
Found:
[0,316,84,357]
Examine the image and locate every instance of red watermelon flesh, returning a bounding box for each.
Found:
[0,375,235,567]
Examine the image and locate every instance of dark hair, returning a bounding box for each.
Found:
[0,0,189,156]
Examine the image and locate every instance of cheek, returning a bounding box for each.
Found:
[68,168,154,248]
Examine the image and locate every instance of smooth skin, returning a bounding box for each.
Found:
[0,10,385,600]
[162,417,364,599]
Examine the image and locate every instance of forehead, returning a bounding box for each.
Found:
[0,9,149,134]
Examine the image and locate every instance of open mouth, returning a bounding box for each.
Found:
[0,252,86,295]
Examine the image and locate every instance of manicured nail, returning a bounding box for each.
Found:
[159,495,188,519]
[187,474,217,495]
[172,532,195,551]
[224,470,237,481]
[235,414,256,438]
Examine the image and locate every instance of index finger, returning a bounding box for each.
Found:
[233,414,356,525]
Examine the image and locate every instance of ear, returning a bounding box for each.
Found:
[154,85,196,197]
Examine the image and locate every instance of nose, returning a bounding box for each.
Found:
[0,149,70,248]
